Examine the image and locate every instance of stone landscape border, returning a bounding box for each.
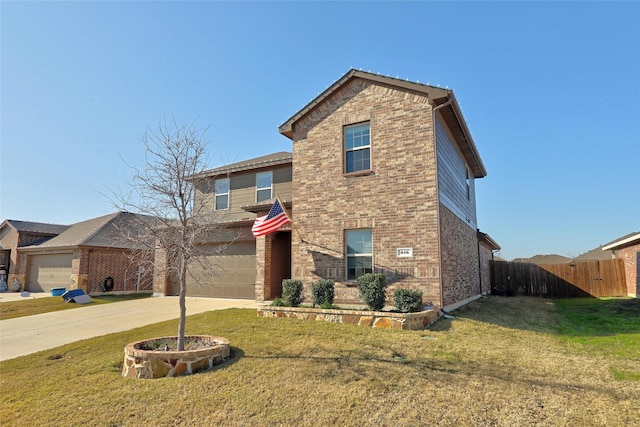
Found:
[257,306,439,330]
[122,335,230,379]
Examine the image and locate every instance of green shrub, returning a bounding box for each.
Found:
[311,279,335,307]
[282,279,304,307]
[320,301,335,310]
[393,289,423,313]
[270,297,286,307]
[356,273,387,311]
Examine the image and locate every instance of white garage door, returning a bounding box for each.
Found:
[27,253,74,292]
[185,242,256,299]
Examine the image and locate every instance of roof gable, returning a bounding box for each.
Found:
[278,69,486,178]
[23,212,153,250]
[1,219,69,235]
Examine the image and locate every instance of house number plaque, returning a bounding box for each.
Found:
[396,248,413,258]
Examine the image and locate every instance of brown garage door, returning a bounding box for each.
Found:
[185,241,256,299]
[27,253,74,292]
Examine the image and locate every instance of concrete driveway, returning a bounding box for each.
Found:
[0,295,259,361]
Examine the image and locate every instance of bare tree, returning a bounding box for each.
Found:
[113,118,228,350]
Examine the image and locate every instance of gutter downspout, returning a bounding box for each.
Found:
[432,97,453,311]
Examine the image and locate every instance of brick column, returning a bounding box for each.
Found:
[255,234,272,302]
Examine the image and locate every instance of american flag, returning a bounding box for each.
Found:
[251,199,291,237]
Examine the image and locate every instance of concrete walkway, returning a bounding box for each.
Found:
[0,295,259,361]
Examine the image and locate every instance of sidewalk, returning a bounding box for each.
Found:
[0,295,260,361]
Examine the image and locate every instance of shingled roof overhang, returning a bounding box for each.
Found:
[241,200,292,214]
[278,69,487,178]
[602,232,640,251]
[192,151,292,180]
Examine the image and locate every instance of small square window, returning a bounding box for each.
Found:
[345,229,373,281]
[256,171,272,203]
[214,178,229,210]
[344,123,371,173]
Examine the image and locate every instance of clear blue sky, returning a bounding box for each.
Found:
[1,1,638,261]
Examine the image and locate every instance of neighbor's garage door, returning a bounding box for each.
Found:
[185,241,256,299]
[27,253,73,292]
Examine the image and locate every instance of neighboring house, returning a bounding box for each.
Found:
[602,232,640,298]
[12,212,154,294]
[511,254,571,264]
[572,246,614,262]
[0,220,69,287]
[478,231,501,295]
[275,69,496,310]
[153,152,293,299]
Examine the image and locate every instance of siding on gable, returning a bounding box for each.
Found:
[436,114,477,229]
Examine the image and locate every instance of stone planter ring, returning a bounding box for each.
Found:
[122,335,231,379]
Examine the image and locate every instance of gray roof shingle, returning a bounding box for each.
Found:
[22,212,153,250]
[194,151,292,178]
[2,220,69,235]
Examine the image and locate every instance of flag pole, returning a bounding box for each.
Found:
[275,194,304,243]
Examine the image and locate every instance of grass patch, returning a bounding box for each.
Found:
[554,298,640,359]
[0,293,152,320]
[1,297,639,426]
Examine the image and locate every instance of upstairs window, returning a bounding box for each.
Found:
[345,229,373,281]
[214,178,229,210]
[344,123,371,173]
[256,171,272,203]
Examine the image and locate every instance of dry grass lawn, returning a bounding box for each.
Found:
[0,296,638,426]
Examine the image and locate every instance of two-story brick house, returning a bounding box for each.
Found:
[276,69,496,309]
[158,69,498,311]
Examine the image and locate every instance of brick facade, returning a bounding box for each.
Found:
[277,71,493,309]
[439,204,480,307]
[12,247,153,294]
[255,231,270,302]
[78,248,153,294]
[617,243,639,297]
[478,240,494,296]
[289,78,444,306]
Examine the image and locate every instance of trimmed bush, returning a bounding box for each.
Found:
[282,279,304,307]
[270,297,286,307]
[394,289,423,313]
[311,279,335,307]
[356,273,387,311]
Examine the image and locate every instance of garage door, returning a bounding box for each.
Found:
[185,242,256,299]
[27,253,74,292]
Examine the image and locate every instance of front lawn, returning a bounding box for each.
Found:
[0,293,152,320]
[0,296,638,426]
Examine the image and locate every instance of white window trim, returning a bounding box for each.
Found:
[344,122,371,174]
[345,229,373,281]
[214,177,230,210]
[256,171,273,203]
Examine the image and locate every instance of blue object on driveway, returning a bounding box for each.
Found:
[51,287,66,296]
[62,289,85,302]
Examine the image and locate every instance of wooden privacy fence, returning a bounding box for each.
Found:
[490,259,627,298]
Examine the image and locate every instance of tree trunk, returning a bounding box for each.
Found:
[177,260,187,351]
